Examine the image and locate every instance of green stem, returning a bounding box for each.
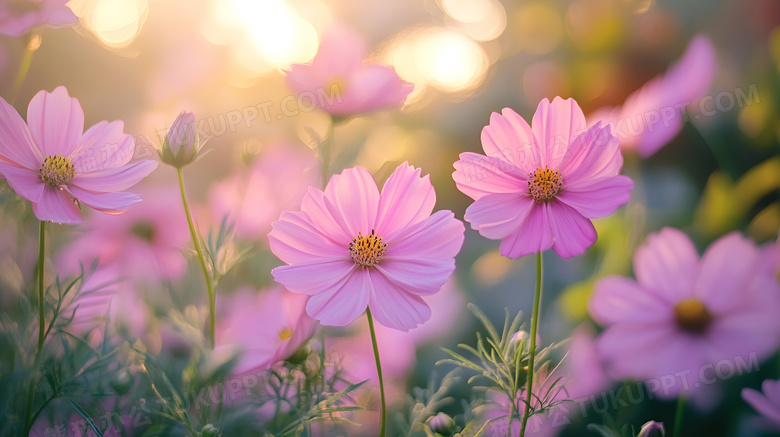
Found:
[673,396,685,437]
[37,221,46,353]
[366,308,386,437]
[9,33,40,105]
[176,167,216,348]
[519,252,543,437]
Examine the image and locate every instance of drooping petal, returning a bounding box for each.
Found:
[559,122,623,186]
[32,186,83,224]
[589,276,672,326]
[65,186,141,214]
[0,162,45,203]
[324,166,380,236]
[386,210,464,258]
[26,87,84,158]
[272,259,355,295]
[375,163,436,240]
[531,97,587,169]
[633,228,700,305]
[557,175,633,219]
[694,232,758,313]
[464,193,534,239]
[452,152,525,200]
[481,109,538,174]
[498,203,553,258]
[0,97,40,169]
[71,159,157,192]
[269,211,349,265]
[368,271,431,331]
[71,121,135,170]
[306,268,370,326]
[375,257,455,296]
[547,201,597,258]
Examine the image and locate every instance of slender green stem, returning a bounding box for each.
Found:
[519,252,543,437]
[673,396,685,437]
[9,33,40,105]
[176,167,216,348]
[37,221,46,353]
[321,119,335,189]
[366,308,386,437]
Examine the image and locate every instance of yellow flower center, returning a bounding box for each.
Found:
[528,167,562,202]
[278,327,294,341]
[349,230,387,268]
[326,77,347,98]
[39,155,75,187]
[674,298,713,334]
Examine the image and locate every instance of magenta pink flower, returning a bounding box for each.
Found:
[0,87,157,224]
[209,143,318,240]
[589,228,780,402]
[453,96,633,258]
[284,25,413,117]
[0,0,77,37]
[57,188,189,283]
[743,379,780,429]
[216,287,316,374]
[588,35,716,157]
[269,163,464,331]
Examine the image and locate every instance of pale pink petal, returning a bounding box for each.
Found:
[547,201,597,258]
[27,87,84,158]
[559,122,623,185]
[633,227,699,305]
[300,187,352,243]
[367,271,431,331]
[306,268,370,326]
[386,210,464,258]
[375,257,454,296]
[324,166,380,236]
[694,232,758,313]
[636,115,684,159]
[482,109,538,174]
[71,159,157,192]
[337,65,413,115]
[557,175,633,219]
[65,186,141,214]
[269,211,349,264]
[498,204,553,258]
[0,96,40,168]
[597,322,687,379]
[589,276,672,326]
[311,25,366,78]
[531,97,587,169]
[375,163,436,240]
[71,121,135,170]
[452,152,525,200]
[41,2,78,27]
[32,186,82,224]
[743,387,780,425]
[272,259,355,295]
[464,193,534,239]
[0,162,45,202]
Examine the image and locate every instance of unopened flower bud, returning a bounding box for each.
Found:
[159,111,203,168]
[637,421,664,437]
[201,424,221,437]
[427,412,455,435]
[110,370,134,395]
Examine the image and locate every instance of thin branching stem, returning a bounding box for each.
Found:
[519,252,543,437]
[366,308,386,437]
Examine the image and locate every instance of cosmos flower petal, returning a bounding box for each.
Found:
[387,210,464,258]
[368,271,431,331]
[324,166,380,236]
[482,109,537,174]
[633,228,699,304]
[498,203,553,258]
[452,152,525,200]
[72,159,157,192]
[743,386,780,426]
[531,97,587,168]
[71,121,135,170]
[464,193,534,239]
[694,232,759,313]
[547,201,597,258]
[557,175,633,219]
[375,163,435,240]
[596,322,682,379]
[375,257,455,296]
[559,122,622,185]
[27,86,84,158]
[33,186,83,224]
[306,268,370,326]
[272,259,355,296]
[65,186,141,214]
[299,187,353,243]
[0,96,40,168]
[269,211,349,264]
[0,162,45,203]
[589,276,672,325]
[342,65,413,115]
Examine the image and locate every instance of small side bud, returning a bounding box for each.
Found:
[159,111,203,168]
[200,424,222,437]
[637,421,665,437]
[427,412,455,436]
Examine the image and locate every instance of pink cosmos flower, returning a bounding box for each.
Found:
[269,163,465,331]
[588,35,716,157]
[0,0,77,37]
[57,188,188,283]
[563,324,611,400]
[453,97,633,258]
[284,25,414,117]
[742,379,780,430]
[589,228,780,404]
[0,87,157,224]
[215,287,316,374]
[209,143,318,240]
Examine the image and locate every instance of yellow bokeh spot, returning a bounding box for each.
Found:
[512,3,563,55]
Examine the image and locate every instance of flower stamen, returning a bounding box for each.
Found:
[39,155,75,187]
[528,167,562,202]
[349,229,387,268]
[674,298,712,334]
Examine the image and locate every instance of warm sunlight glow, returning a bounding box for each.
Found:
[440,0,507,41]
[79,0,148,48]
[415,28,489,92]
